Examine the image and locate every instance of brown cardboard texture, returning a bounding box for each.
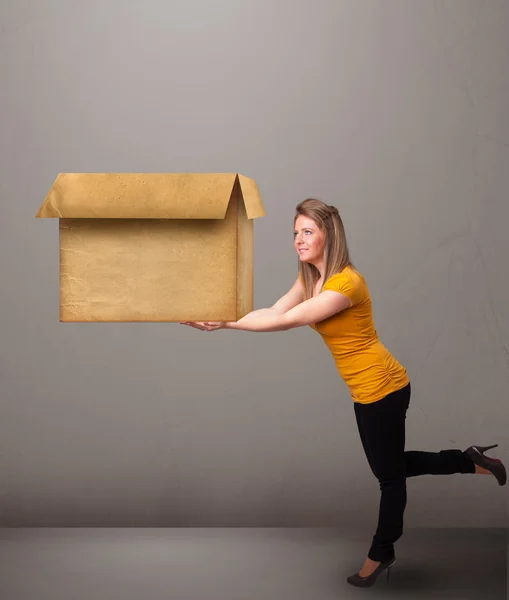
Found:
[36,173,266,322]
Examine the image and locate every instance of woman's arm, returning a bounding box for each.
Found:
[242,308,281,319]
[224,290,351,332]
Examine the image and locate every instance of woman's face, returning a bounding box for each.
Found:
[294,215,325,264]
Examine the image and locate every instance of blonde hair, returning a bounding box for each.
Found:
[294,198,355,301]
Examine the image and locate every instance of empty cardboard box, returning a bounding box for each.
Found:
[36,173,266,322]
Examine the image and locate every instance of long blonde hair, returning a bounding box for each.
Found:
[295,199,354,301]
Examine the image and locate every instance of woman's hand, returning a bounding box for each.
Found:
[180,321,226,331]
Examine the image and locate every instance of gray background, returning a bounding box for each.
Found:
[1,0,508,528]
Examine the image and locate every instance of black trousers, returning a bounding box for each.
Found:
[353,382,476,562]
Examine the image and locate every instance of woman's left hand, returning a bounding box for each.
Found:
[180,321,226,331]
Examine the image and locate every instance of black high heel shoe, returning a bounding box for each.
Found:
[464,444,507,486]
[346,558,395,588]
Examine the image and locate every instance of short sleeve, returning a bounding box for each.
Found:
[322,271,364,307]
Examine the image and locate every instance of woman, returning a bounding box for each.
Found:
[181,198,506,588]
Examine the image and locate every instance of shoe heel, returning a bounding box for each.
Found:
[478,444,498,454]
[386,565,393,583]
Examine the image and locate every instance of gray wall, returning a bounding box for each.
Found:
[1,0,508,527]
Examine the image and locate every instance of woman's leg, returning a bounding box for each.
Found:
[353,382,477,564]
[405,450,475,477]
[354,383,411,563]
[353,401,377,478]
[354,387,476,481]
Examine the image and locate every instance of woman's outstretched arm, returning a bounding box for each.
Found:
[224,290,351,332]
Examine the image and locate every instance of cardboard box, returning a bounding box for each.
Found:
[36,173,266,322]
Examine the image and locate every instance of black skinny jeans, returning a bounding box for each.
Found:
[354,382,476,563]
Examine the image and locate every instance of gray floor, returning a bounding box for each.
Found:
[0,528,506,599]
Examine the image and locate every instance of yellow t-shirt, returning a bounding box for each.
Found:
[309,266,409,404]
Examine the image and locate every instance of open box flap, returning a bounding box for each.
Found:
[36,173,265,219]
